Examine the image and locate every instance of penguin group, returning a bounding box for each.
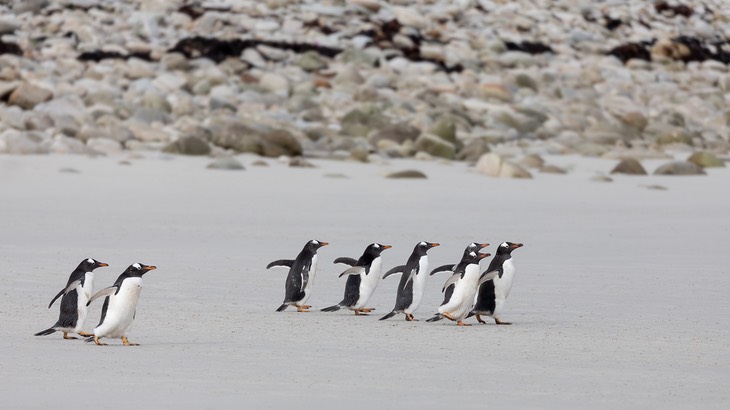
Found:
[267,239,524,326]
[35,259,158,346]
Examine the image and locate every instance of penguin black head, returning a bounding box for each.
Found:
[414,241,439,255]
[465,242,489,253]
[464,251,491,264]
[305,239,329,252]
[78,258,109,271]
[497,242,524,255]
[125,263,157,277]
[365,243,392,257]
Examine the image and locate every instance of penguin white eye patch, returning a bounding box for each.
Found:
[133,263,141,269]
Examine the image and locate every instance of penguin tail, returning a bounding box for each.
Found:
[34,327,56,337]
[84,336,94,343]
[379,311,397,321]
[321,304,341,312]
[466,311,476,319]
[276,303,289,312]
[426,314,444,323]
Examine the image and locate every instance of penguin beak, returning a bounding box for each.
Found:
[478,243,489,249]
[479,253,491,260]
[382,245,392,249]
[511,243,524,249]
[320,241,329,247]
[429,243,440,248]
[144,265,157,271]
[98,262,109,267]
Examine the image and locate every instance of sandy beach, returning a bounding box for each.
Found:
[0,153,727,408]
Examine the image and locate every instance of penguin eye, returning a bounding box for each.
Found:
[132,263,141,270]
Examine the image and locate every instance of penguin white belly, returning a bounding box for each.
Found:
[299,255,317,305]
[439,265,480,320]
[492,260,516,317]
[354,257,382,309]
[73,272,94,332]
[405,256,428,314]
[95,278,143,338]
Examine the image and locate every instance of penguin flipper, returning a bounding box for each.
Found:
[333,257,357,266]
[266,259,294,269]
[34,327,56,336]
[87,286,118,306]
[441,273,461,292]
[382,265,406,279]
[379,311,397,321]
[426,314,444,323]
[430,264,455,276]
[47,279,81,308]
[478,270,499,286]
[339,266,365,278]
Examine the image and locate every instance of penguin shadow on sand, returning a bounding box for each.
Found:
[35,260,158,346]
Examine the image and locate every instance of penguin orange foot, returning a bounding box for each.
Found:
[476,314,487,324]
[78,331,94,337]
[457,321,471,326]
[122,336,139,346]
[296,306,310,312]
[495,318,512,325]
[63,332,77,340]
[93,336,107,346]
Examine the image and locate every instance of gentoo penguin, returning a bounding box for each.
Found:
[85,263,157,346]
[426,250,490,326]
[267,239,329,312]
[379,241,439,321]
[430,242,489,306]
[34,258,109,340]
[470,242,524,325]
[321,243,392,315]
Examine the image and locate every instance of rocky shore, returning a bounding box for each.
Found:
[1,0,729,177]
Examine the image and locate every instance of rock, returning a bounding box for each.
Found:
[540,164,567,174]
[514,73,538,91]
[251,160,269,166]
[13,0,49,14]
[591,175,613,183]
[478,83,512,102]
[0,80,19,99]
[128,124,171,143]
[457,139,490,162]
[519,154,545,169]
[653,161,706,176]
[297,51,327,71]
[259,73,290,96]
[393,7,428,29]
[414,133,455,159]
[86,138,123,155]
[650,124,694,146]
[207,157,245,170]
[49,135,90,155]
[261,128,303,157]
[340,107,390,138]
[474,153,532,178]
[610,158,648,175]
[687,151,725,168]
[642,184,668,191]
[428,116,457,144]
[289,157,316,168]
[8,83,53,110]
[207,117,263,154]
[0,18,21,35]
[0,129,48,154]
[0,105,26,129]
[386,170,427,179]
[162,136,211,156]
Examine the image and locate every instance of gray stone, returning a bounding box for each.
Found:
[0,18,20,35]
[86,138,123,155]
[540,165,567,174]
[514,73,538,91]
[519,154,545,169]
[499,162,533,179]
[414,133,456,159]
[591,175,613,183]
[386,170,427,179]
[261,128,303,157]
[259,73,290,96]
[611,158,648,175]
[0,81,19,99]
[474,153,532,179]
[457,139,490,162]
[289,157,316,168]
[162,136,211,156]
[49,135,90,154]
[208,118,263,154]
[297,51,327,71]
[8,83,53,110]
[340,107,390,138]
[687,151,725,168]
[428,116,457,144]
[0,129,48,154]
[654,161,706,176]
[132,107,171,125]
[370,122,421,144]
[13,0,49,14]
[338,48,379,67]
[207,157,245,170]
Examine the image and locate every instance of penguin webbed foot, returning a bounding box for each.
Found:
[63,332,78,340]
[476,314,487,325]
[77,331,94,337]
[122,336,139,346]
[495,318,512,325]
[405,313,418,321]
[456,321,471,326]
[92,336,107,346]
[296,306,311,312]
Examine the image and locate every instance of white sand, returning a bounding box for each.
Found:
[1,153,728,409]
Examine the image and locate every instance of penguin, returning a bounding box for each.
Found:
[469,242,523,325]
[267,239,329,312]
[426,250,490,326]
[321,243,392,315]
[34,258,109,340]
[379,241,440,321]
[85,263,157,346]
[430,242,489,306]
